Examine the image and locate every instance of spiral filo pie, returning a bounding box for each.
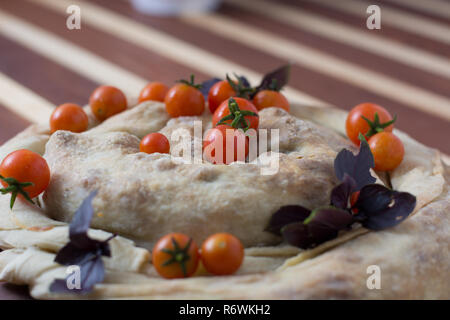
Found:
[0,98,448,299]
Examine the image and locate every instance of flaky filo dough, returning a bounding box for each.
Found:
[0,101,447,299]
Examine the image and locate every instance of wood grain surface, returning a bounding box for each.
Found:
[0,0,449,299]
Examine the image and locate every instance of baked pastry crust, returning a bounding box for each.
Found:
[0,99,448,299]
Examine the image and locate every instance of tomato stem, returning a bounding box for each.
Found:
[361,112,397,139]
[0,175,35,209]
[226,74,254,99]
[177,74,202,90]
[216,98,258,132]
[161,237,193,277]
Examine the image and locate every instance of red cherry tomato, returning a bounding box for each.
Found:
[140,133,170,154]
[165,83,205,118]
[346,103,394,146]
[50,103,89,134]
[152,233,199,279]
[212,97,259,130]
[368,132,404,171]
[207,80,236,114]
[138,82,169,103]
[252,90,290,112]
[201,233,244,275]
[89,85,127,121]
[203,125,249,165]
[0,149,50,208]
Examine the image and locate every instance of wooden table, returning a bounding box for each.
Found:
[0,0,449,299]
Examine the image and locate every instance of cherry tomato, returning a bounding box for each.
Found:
[0,149,50,208]
[346,103,394,145]
[201,233,244,275]
[208,80,236,114]
[138,82,169,103]
[350,191,360,214]
[212,97,259,130]
[140,133,170,154]
[89,85,127,121]
[203,125,249,165]
[368,132,404,171]
[50,103,89,134]
[152,233,199,279]
[165,83,205,118]
[252,90,290,112]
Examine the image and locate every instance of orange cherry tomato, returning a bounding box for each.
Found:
[212,97,259,130]
[368,132,404,171]
[252,90,290,112]
[89,85,127,121]
[203,125,249,165]
[49,103,89,134]
[346,103,394,146]
[165,83,205,118]
[138,82,169,103]
[152,233,199,279]
[0,149,50,208]
[207,80,236,114]
[201,233,244,275]
[140,133,170,154]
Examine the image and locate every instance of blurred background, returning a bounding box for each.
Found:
[0,0,449,155]
[0,0,449,299]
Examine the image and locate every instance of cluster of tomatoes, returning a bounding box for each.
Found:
[48,76,290,165]
[152,232,244,279]
[139,76,290,164]
[346,102,404,171]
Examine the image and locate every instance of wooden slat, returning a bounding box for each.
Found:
[301,0,450,45]
[230,0,450,80]
[30,0,327,106]
[377,0,450,25]
[0,102,31,144]
[220,1,450,98]
[282,0,450,58]
[0,0,210,87]
[0,10,146,98]
[0,72,53,124]
[182,12,450,121]
[383,0,450,20]
[0,34,97,106]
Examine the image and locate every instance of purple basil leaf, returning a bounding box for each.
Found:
[55,243,97,266]
[306,208,354,230]
[78,255,105,293]
[334,140,376,190]
[355,185,416,230]
[280,222,315,248]
[49,279,72,294]
[265,205,311,236]
[51,192,113,294]
[355,184,392,214]
[200,78,221,98]
[55,240,111,266]
[50,255,105,294]
[253,64,291,95]
[281,208,353,249]
[69,191,97,244]
[330,174,356,210]
[238,76,251,88]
